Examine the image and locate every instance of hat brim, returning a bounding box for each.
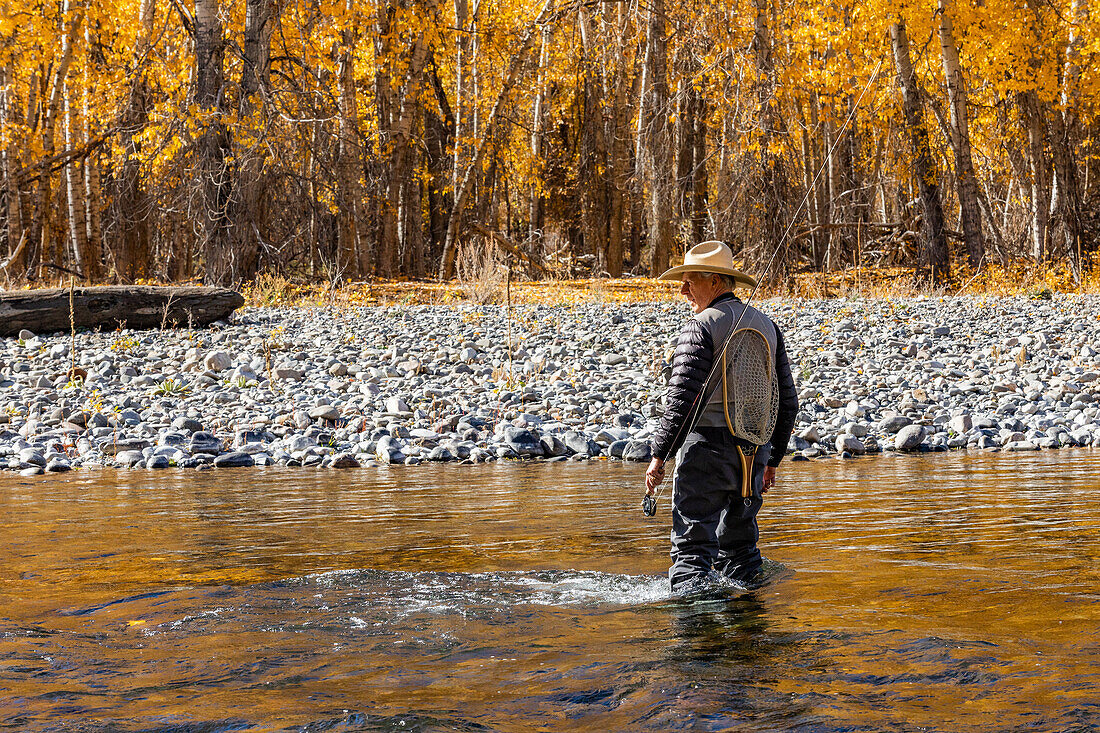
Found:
[656,264,757,289]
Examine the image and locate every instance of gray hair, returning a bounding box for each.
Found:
[687,271,737,289]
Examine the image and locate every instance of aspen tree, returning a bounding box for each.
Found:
[890,17,949,283]
[937,0,984,269]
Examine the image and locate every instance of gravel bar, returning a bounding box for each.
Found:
[3,295,1099,474]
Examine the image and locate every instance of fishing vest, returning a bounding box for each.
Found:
[694,298,780,445]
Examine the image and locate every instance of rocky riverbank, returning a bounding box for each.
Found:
[3,294,1099,475]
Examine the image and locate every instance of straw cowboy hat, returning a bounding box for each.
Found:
[657,241,757,289]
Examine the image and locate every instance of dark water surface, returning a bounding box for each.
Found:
[2,452,1099,732]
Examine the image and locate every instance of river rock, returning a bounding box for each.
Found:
[309,405,340,422]
[894,425,925,452]
[949,414,973,434]
[100,438,150,456]
[115,450,145,467]
[146,455,171,469]
[205,351,232,372]
[539,434,568,458]
[172,416,204,433]
[329,452,360,468]
[189,432,222,454]
[836,434,866,454]
[504,427,543,457]
[375,435,406,464]
[879,415,913,434]
[213,451,255,468]
[622,440,652,462]
[562,430,598,456]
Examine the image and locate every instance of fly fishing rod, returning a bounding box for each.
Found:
[643,58,885,517]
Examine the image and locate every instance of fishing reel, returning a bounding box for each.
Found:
[641,493,658,517]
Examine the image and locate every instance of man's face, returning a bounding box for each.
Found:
[680,272,721,314]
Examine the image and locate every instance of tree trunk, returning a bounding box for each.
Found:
[890,19,949,282]
[0,285,245,335]
[233,0,279,280]
[28,4,85,280]
[1018,91,1051,262]
[425,62,454,262]
[439,0,555,280]
[115,0,155,282]
[62,83,92,278]
[82,23,103,280]
[194,0,234,285]
[692,88,709,244]
[1,60,25,277]
[603,3,630,277]
[336,0,362,281]
[578,8,609,274]
[642,0,675,276]
[937,0,984,269]
[752,0,788,283]
[528,22,552,245]
[1050,0,1088,266]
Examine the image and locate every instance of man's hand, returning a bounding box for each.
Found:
[761,466,777,493]
[645,457,666,495]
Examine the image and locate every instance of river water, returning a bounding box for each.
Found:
[1,451,1099,732]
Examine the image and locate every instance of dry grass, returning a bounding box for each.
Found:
[8,261,1100,311]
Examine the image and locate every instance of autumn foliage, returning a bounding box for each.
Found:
[0,0,1097,287]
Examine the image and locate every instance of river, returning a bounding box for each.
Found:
[2,452,1099,731]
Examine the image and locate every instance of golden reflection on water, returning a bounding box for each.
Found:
[1,451,1099,731]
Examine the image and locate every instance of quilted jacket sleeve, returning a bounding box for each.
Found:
[650,319,714,461]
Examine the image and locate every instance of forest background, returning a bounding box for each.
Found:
[1,0,1097,296]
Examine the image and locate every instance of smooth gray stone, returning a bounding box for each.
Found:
[117,409,142,426]
[213,451,255,468]
[894,425,925,452]
[836,435,866,455]
[45,459,72,472]
[172,416,204,433]
[539,434,568,458]
[158,432,188,447]
[189,432,222,454]
[622,440,652,462]
[205,351,232,372]
[562,430,599,456]
[375,435,406,464]
[879,415,913,433]
[115,450,145,467]
[20,466,43,476]
[426,446,454,461]
[1004,440,1040,452]
[309,405,340,421]
[235,429,272,445]
[18,449,45,467]
[503,427,543,457]
[608,439,628,459]
[329,452,360,468]
[99,438,150,456]
[146,455,171,469]
[285,435,317,452]
[948,414,973,433]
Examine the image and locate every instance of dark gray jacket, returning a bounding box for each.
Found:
[650,292,798,465]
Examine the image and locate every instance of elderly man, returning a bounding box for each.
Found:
[646,241,798,593]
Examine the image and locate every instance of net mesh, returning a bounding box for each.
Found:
[723,329,779,445]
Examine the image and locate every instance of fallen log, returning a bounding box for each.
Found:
[0,285,245,337]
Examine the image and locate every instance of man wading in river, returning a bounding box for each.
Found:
[645,241,798,593]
